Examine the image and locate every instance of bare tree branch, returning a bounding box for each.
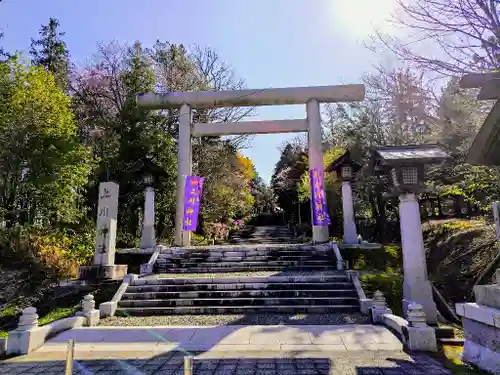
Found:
[368,0,500,77]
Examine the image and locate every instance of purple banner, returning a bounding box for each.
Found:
[309,168,331,226]
[182,175,204,231]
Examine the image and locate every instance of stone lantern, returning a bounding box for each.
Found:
[325,150,361,244]
[371,144,450,325]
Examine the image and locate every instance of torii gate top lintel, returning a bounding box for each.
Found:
[136,84,365,110]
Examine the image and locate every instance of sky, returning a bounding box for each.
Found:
[0,0,397,183]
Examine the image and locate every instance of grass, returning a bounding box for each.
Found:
[38,306,77,326]
[0,305,18,319]
[360,271,403,316]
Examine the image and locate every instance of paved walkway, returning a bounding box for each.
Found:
[0,325,454,374]
[29,325,403,354]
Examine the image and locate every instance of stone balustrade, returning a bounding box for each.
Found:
[369,290,437,352]
[6,293,102,356]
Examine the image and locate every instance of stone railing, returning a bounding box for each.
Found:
[140,247,162,275]
[6,294,101,356]
[329,242,346,270]
[369,290,437,352]
[346,270,373,314]
[99,274,137,317]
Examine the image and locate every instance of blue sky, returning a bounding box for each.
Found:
[1,0,396,183]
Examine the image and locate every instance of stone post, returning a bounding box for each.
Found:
[6,307,44,355]
[399,193,438,325]
[175,103,192,247]
[140,187,156,249]
[307,99,329,244]
[341,181,358,244]
[81,294,100,327]
[370,290,392,323]
[403,303,438,352]
[94,182,119,266]
[17,307,39,331]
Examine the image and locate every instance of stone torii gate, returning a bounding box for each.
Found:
[136,84,365,246]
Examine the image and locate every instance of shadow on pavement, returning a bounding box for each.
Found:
[0,351,453,374]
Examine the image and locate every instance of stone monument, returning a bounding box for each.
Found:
[78,181,127,280]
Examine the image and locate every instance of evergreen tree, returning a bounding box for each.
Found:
[30,18,70,91]
[0,32,10,61]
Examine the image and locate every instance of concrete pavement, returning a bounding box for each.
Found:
[31,324,402,355]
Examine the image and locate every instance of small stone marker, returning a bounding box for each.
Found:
[373,290,387,309]
[94,182,119,265]
[17,307,38,330]
[404,303,437,352]
[407,303,427,327]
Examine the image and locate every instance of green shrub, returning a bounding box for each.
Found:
[360,272,403,316]
[340,245,402,272]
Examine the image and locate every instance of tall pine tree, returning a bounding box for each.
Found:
[30,18,70,91]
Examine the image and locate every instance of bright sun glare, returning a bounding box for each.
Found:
[332,0,397,38]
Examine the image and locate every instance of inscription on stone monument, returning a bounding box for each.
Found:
[94,182,119,266]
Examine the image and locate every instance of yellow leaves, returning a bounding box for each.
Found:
[323,147,346,167]
[30,233,78,279]
[236,152,256,181]
[297,147,346,201]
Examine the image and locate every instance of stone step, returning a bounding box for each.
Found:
[434,326,455,339]
[133,274,349,285]
[121,289,358,300]
[116,305,359,315]
[160,250,334,257]
[127,282,354,293]
[155,266,336,273]
[159,260,334,267]
[160,245,332,256]
[161,255,337,262]
[438,338,464,347]
[118,296,359,308]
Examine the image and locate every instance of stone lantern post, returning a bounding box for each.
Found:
[140,173,156,249]
[325,150,361,244]
[371,144,450,325]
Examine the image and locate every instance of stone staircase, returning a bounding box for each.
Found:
[228,225,301,244]
[115,240,362,316]
[154,243,337,273]
[117,272,360,315]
